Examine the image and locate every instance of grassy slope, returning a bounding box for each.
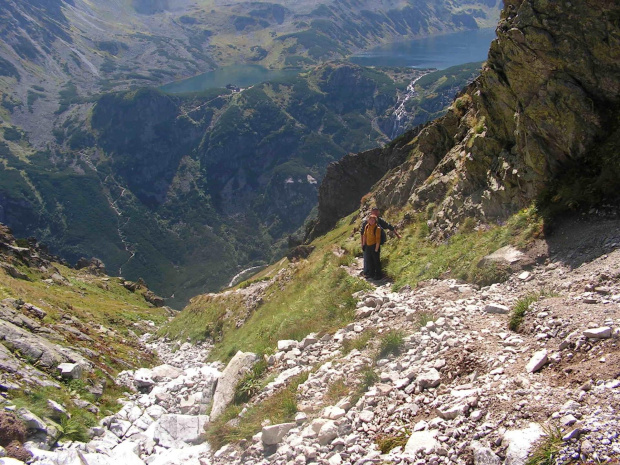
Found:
[159,214,371,361]
[0,257,170,432]
[162,206,543,361]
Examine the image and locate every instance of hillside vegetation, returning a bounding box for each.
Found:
[0,224,170,442]
[160,204,543,361]
[1,62,481,307]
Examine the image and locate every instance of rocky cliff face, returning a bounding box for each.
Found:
[318,0,620,237]
[309,125,426,238]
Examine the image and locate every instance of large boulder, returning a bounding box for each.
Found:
[405,429,439,455]
[261,422,296,445]
[210,351,258,419]
[152,414,209,448]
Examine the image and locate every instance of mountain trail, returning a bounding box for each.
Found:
[16,215,620,465]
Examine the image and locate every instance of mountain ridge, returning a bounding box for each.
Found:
[313,0,620,238]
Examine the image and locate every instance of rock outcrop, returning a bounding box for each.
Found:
[309,125,425,239]
[210,351,258,420]
[316,0,620,239]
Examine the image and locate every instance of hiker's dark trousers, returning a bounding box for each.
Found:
[364,246,381,278]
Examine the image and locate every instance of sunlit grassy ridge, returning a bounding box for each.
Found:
[2,263,169,371]
[159,215,371,361]
[162,205,543,366]
[381,206,543,290]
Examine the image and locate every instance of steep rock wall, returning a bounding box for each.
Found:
[317,0,620,238]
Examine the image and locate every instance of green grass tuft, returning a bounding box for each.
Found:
[341,330,376,355]
[416,312,436,329]
[377,330,405,359]
[206,371,308,450]
[525,424,563,465]
[509,289,559,332]
[377,428,410,454]
[233,359,267,404]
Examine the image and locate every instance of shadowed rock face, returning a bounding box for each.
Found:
[309,124,426,238]
[316,0,620,238]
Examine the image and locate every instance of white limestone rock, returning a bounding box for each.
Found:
[503,423,544,465]
[483,304,510,314]
[317,421,338,445]
[152,414,209,448]
[111,441,145,465]
[525,350,548,373]
[210,351,258,419]
[323,406,345,420]
[418,368,441,389]
[133,368,155,389]
[404,429,439,455]
[359,410,375,423]
[470,441,501,465]
[148,444,210,465]
[583,327,612,339]
[151,364,185,381]
[277,340,299,351]
[57,363,83,380]
[261,422,296,445]
[437,403,469,420]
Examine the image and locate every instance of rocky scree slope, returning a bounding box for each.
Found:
[0,222,172,460]
[211,217,620,465]
[313,0,620,238]
[4,213,619,465]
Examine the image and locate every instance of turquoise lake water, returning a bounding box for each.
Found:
[348,28,497,69]
[160,64,298,94]
[161,28,497,94]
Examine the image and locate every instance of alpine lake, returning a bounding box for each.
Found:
[161,28,497,94]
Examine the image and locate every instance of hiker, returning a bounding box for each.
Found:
[361,215,382,279]
[360,207,401,278]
